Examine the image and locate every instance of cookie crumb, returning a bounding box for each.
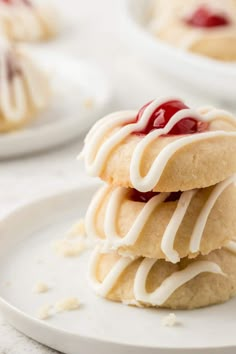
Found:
[83,97,94,109]
[33,282,49,294]
[55,297,80,312]
[161,313,177,327]
[37,305,51,320]
[54,238,86,257]
[66,219,86,239]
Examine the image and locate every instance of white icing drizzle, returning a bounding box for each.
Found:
[190,175,236,252]
[83,96,236,192]
[88,248,225,305]
[0,38,48,122]
[225,240,236,254]
[88,246,134,297]
[133,258,225,306]
[86,175,235,262]
[161,190,197,263]
[150,0,236,49]
[0,0,57,41]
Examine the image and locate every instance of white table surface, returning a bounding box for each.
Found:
[0,0,227,352]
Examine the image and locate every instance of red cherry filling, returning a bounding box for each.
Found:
[134,100,208,136]
[185,6,230,28]
[130,189,182,203]
[1,0,30,5]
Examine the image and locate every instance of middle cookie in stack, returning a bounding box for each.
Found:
[83,97,236,309]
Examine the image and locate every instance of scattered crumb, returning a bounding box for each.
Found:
[54,238,86,257]
[83,97,94,109]
[37,304,51,320]
[5,281,12,287]
[122,299,143,308]
[161,313,177,327]
[33,282,49,294]
[55,297,80,313]
[66,219,86,239]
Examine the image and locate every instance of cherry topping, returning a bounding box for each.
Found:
[1,0,30,5]
[135,100,208,136]
[129,189,182,203]
[185,6,230,28]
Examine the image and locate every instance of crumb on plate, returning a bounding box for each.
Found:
[55,297,80,312]
[161,313,177,327]
[37,304,51,320]
[33,282,49,294]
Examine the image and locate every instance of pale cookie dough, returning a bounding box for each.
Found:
[89,244,236,310]
[85,178,236,262]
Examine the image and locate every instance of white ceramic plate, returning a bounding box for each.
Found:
[0,184,235,354]
[122,0,236,105]
[0,50,112,159]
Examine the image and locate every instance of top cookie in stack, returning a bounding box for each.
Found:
[83,97,236,191]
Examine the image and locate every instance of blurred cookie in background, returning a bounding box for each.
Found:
[0,0,59,42]
[149,0,236,61]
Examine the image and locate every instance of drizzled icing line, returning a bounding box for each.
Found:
[85,175,236,263]
[88,247,225,305]
[225,240,236,254]
[82,96,236,192]
[0,41,48,122]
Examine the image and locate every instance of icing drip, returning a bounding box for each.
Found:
[83,97,236,192]
[88,248,225,305]
[190,175,236,252]
[85,175,236,261]
[225,240,236,254]
[0,39,48,122]
[161,190,197,263]
[88,246,134,297]
[133,259,225,306]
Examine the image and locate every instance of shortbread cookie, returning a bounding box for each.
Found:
[0,0,58,42]
[149,0,236,61]
[85,176,236,262]
[82,98,236,192]
[88,242,236,309]
[0,38,50,133]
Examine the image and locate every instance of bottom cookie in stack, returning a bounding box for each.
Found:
[88,241,236,310]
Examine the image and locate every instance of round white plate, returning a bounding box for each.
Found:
[0,50,112,159]
[122,0,236,105]
[0,185,235,354]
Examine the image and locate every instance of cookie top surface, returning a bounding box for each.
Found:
[82,97,236,192]
[149,0,236,61]
[86,176,236,262]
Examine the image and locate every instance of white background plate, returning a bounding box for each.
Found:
[0,185,235,354]
[122,0,236,105]
[0,50,111,159]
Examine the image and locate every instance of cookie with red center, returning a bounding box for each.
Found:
[82,97,236,192]
[85,180,236,261]
[0,0,58,42]
[150,0,236,61]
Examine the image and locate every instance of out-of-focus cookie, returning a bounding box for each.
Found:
[0,0,58,42]
[0,37,50,132]
[149,0,236,61]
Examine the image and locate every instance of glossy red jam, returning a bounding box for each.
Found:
[185,6,230,28]
[134,100,208,136]
[130,189,182,203]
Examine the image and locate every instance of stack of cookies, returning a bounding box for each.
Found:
[82,97,236,309]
